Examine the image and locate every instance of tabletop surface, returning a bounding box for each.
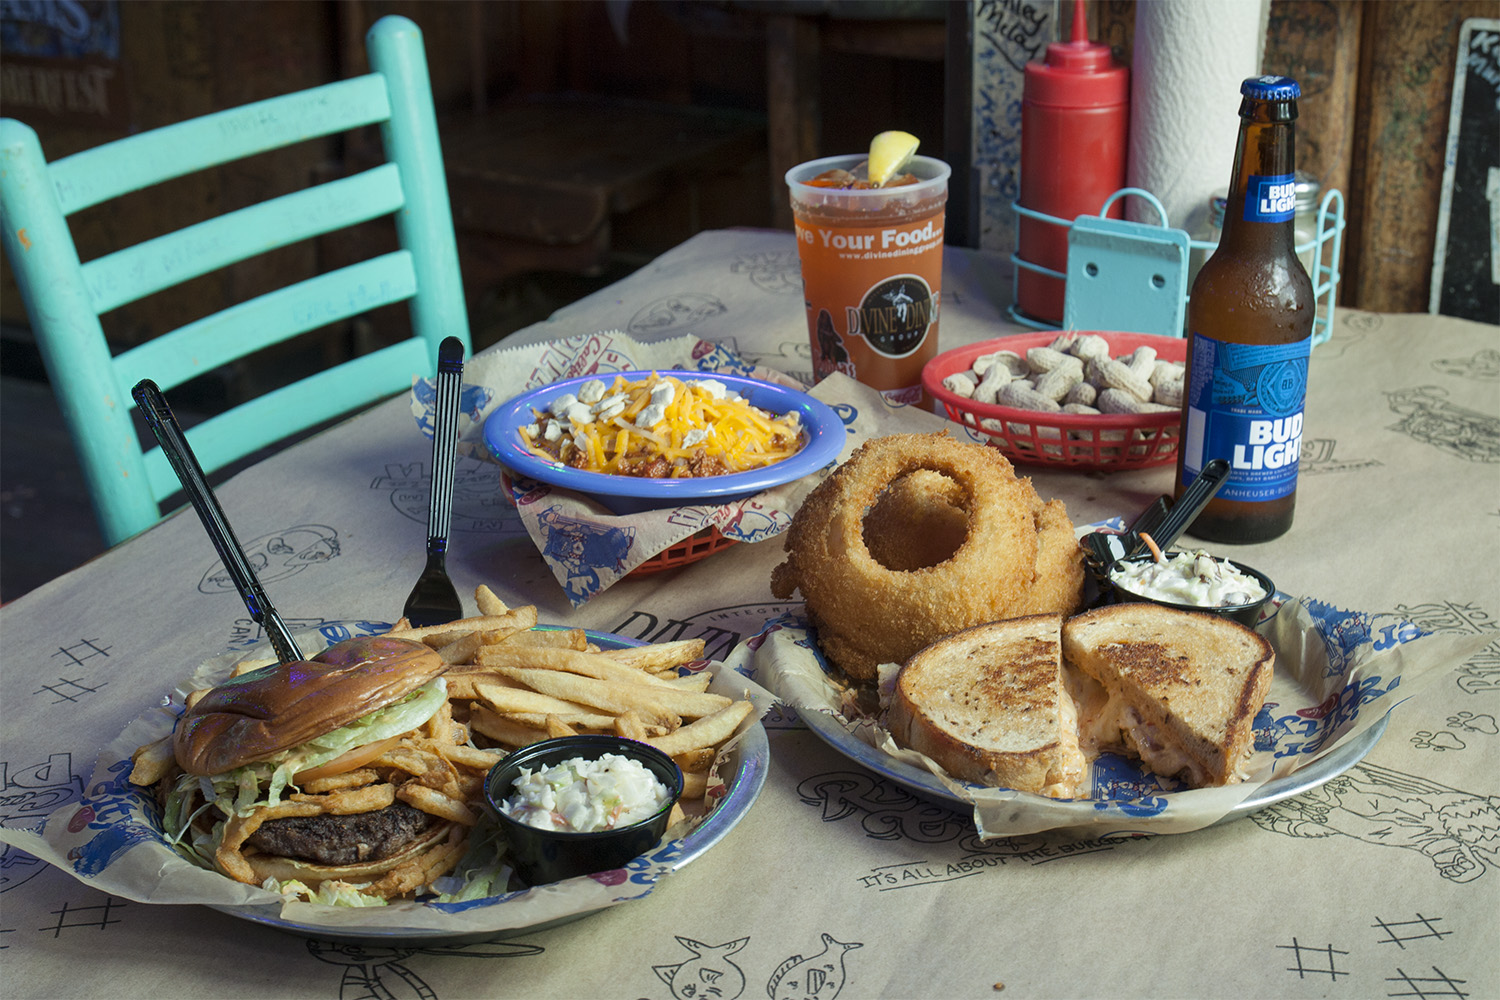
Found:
[3,228,1496,1000]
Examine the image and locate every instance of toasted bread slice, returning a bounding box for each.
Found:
[1062,604,1274,787]
[886,614,1086,797]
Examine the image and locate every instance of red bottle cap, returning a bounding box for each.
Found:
[1024,0,1128,109]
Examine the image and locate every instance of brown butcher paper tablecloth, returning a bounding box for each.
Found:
[2,229,1496,999]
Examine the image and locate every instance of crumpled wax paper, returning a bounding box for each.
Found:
[0,633,778,938]
[411,331,841,606]
[751,597,1494,838]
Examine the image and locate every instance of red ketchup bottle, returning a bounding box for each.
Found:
[1016,0,1129,325]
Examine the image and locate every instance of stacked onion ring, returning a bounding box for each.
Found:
[770,433,1084,682]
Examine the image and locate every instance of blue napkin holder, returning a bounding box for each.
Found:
[1062,214,1190,337]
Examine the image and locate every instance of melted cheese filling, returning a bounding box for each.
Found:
[1072,675,1209,787]
[1040,682,1087,798]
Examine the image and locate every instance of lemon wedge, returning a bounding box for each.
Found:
[868,130,920,187]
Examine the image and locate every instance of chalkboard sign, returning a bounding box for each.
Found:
[1430,18,1499,323]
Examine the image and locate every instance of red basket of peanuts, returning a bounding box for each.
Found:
[922,331,1186,470]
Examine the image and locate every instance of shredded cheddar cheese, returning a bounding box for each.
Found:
[519,373,804,478]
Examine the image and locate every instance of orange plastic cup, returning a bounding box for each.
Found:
[787,155,951,404]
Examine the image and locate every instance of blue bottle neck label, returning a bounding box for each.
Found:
[1182,332,1310,503]
[1243,173,1297,223]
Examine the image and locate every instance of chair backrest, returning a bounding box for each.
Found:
[0,14,469,547]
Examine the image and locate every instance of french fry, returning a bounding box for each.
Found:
[641,717,682,737]
[434,630,484,664]
[469,704,551,748]
[500,710,623,731]
[672,748,716,772]
[495,627,590,651]
[478,646,684,690]
[544,714,577,738]
[495,666,732,720]
[419,627,473,650]
[429,624,534,655]
[398,783,477,825]
[127,735,177,786]
[652,673,713,693]
[601,638,706,672]
[475,585,510,617]
[387,607,538,643]
[614,709,650,741]
[646,700,754,757]
[443,669,517,701]
[474,680,608,721]
[680,770,708,799]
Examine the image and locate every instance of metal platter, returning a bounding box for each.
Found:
[798,704,1386,830]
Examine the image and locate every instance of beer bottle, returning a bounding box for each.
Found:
[1175,75,1315,543]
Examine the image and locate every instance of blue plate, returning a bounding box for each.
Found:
[209,627,770,944]
[799,698,1386,829]
[482,371,844,514]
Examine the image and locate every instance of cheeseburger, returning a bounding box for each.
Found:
[133,635,465,900]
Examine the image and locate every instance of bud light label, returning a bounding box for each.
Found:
[1244,173,1296,222]
[1182,333,1310,503]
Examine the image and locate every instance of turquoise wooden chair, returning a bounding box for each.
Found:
[0,14,469,547]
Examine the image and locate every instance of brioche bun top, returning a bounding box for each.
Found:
[173,635,446,776]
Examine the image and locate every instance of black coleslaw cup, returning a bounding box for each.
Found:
[483,735,684,887]
[1100,553,1276,628]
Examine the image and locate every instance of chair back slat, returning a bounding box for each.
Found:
[0,15,469,547]
[49,76,392,214]
[112,253,420,393]
[141,339,430,501]
[83,165,407,314]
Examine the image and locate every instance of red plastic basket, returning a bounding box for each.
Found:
[500,471,737,577]
[626,527,738,577]
[922,331,1187,471]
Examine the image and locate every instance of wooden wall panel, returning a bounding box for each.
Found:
[1083,0,1478,316]
[1346,0,1492,313]
[1263,0,1361,241]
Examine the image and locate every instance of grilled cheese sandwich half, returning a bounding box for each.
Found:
[1062,604,1274,787]
[886,614,1086,798]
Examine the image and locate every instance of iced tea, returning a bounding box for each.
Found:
[787,155,950,404]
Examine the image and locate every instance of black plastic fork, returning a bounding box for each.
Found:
[402,337,465,627]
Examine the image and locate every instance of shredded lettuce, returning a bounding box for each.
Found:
[160,678,449,846]
[265,878,389,907]
[155,676,521,907]
[432,818,513,903]
[257,677,450,808]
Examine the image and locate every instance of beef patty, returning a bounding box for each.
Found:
[246,801,435,866]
